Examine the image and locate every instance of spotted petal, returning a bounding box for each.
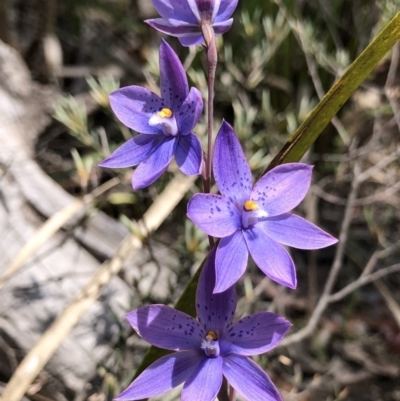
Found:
[244,226,297,289]
[177,87,203,135]
[109,86,163,134]
[260,213,338,250]
[213,121,253,207]
[126,305,202,351]
[131,136,176,189]
[196,247,237,332]
[214,230,248,293]
[115,351,201,400]
[251,163,313,217]
[187,193,241,238]
[221,312,291,356]
[99,134,164,168]
[222,354,283,401]
[175,132,203,176]
[182,356,223,401]
[159,40,189,110]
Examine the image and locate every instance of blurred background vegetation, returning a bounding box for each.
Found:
[1,0,400,400]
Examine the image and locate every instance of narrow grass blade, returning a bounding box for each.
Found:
[266,12,400,170]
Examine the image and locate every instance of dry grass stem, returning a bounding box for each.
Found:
[372,280,400,328]
[279,161,361,348]
[328,263,400,302]
[0,177,120,289]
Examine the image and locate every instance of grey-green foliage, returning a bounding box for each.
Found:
[185,1,389,176]
[53,75,123,191]
[377,0,400,25]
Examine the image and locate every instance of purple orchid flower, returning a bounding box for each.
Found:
[146,0,239,47]
[187,121,338,293]
[99,40,203,189]
[116,248,290,401]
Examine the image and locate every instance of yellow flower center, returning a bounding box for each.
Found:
[243,200,259,211]
[205,330,218,341]
[157,108,173,118]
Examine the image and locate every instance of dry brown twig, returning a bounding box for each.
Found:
[384,41,400,130]
[279,43,400,348]
[328,263,400,303]
[280,143,400,347]
[279,159,362,348]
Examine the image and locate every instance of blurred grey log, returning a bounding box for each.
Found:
[0,40,178,400]
[137,0,156,18]
[0,0,16,48]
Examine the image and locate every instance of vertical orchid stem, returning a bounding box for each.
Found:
[201,22,217,194]
[201,22,217,248]
[229,385,236,401]
[217,377,230,401]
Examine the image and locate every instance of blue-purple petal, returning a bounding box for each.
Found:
[260,213,338,250]
[145,19,203,46]
[213,18,234,34]
[244,226,297,289]
[214,230,248,293]
[222,354,283,401]
[187,193,241,238]
[196,248,237,333]
[109,86,163,134]
[131,137,176,189]
[220,312,291,356]
[159,40,189,110]
[178,87,203,135]
[150,0,198,24]
[251,163,313,217]
[126,305,203,351]
[187,0,220,21]
[182,356,223,401]
[115,351,201,400]
[178,34,205,46]
[175,132,203,176]
[215,0,239,22]
[99,134,163,168]
[213,121,252,207]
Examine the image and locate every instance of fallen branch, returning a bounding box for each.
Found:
[0,174,195,401]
